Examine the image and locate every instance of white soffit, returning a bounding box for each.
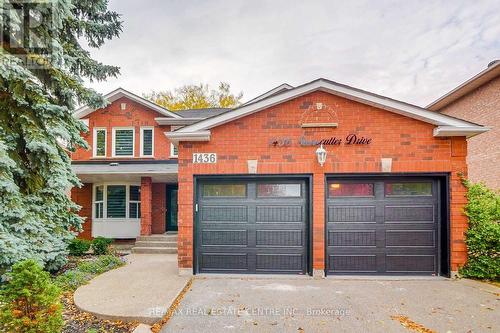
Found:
[73,88,181,119]
[175,78,485,136]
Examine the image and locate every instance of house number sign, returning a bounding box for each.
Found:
[192,153,217,164]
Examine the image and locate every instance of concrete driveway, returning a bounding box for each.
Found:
[161,277,499,333]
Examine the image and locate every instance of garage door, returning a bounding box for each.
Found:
[326,177,439,275]
[196,179,308,274]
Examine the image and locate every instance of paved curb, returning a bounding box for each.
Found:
[133,324,153,333]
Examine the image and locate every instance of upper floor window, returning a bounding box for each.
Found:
[170,143,178,158]
[140,127,154,157]
[112,127,135,157]
[93,128,106,157]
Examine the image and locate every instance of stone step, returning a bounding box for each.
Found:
[134,240,177,248]
[136,235,177,242]
[131,247,177,254]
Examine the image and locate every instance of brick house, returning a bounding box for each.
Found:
[427,60,499,189]
[72,79,488,277]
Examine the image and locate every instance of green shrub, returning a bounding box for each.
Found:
[91,237,113,255]
[54,255,124,291]
[54,269,92,291]
[77,255,124,275]
[459,180,500,280]
[68,238,91,256]
[0,259,63,333]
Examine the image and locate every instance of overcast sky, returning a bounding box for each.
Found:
[86,0,500,106]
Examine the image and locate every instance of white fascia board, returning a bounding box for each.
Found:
[433,126,490,138]
[176,79,480,134]
[165,130,211,143]
[242,83,293,105]
[73,88,181,119]
[155,117,205,126]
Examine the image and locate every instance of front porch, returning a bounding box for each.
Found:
[71,161,178,239]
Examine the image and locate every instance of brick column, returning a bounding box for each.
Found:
[312,170,326,278]
[140,177,153,236]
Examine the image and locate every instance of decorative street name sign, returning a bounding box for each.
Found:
[269,134,372,147]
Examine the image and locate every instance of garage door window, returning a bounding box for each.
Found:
[203,184,246,197]
[385,182,432,196]
[257,184,301,197]
[328,183,374,197]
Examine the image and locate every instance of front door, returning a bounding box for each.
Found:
[166,185,178,231]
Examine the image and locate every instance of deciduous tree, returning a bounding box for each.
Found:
[146,82,243,110]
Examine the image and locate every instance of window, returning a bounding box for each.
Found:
[385,182,432,196]
[329,183,374,197]
[129,186,141,218]
[170,143,178,158]
[93,184,141,219]
[257,184,301,197]
[94,185,104,218]
[112,127,135,157]
[140,127,154,157]
[203,184,246,197]
[93,128,106,157]
[107,185,126,218]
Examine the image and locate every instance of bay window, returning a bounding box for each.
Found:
[93,183,141,220]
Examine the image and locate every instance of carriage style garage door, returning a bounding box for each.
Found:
[326,177,440,275]
[195,179,309,274]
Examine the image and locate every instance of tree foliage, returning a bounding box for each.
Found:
[0,0,122,271]
[146,82,243,110]
[0,259,63,333]
[459,179,500,280]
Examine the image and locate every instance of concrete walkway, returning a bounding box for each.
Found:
[74,254,190,325]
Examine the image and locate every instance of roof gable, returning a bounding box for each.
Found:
[73,88,181,119]
[169,78,487,140]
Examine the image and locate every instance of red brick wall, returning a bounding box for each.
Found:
[177,91,469,272]
[439,76,500,189]
[71,183,93,240]
[152,183,166,234]
[140,177,153,235]
[72,96,176,161]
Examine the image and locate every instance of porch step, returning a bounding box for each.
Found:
[134,241,177,248]
[136,234,177,242]
[131,247,177,254]
[132,234,178,254]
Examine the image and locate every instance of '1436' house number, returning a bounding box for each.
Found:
[192,153,217,164]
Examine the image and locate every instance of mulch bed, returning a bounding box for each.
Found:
[61,291,138,333]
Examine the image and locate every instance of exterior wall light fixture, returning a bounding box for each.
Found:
[316,144,327,166]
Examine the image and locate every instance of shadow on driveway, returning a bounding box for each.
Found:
[160,277,499,332]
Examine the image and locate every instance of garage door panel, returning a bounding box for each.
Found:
[385,255,435,272]
[256,254,304,272]
[256,205,303,223]
[256,230,303,247]
[385,230,435,247]
[329,255,378,273]
[327,177,439,275]
[201,253,248,271]
[328,205,376,223]
[201,229,248,246]
[384,205,434,223]
[201,205,248,222]
[328,231,377,247]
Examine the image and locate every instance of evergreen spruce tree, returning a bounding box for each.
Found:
[0,0,122,271]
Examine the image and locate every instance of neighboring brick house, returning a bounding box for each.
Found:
[428,60,500,189]
[72,79,488,277]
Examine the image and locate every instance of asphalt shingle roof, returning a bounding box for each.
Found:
[175,108,232,119]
